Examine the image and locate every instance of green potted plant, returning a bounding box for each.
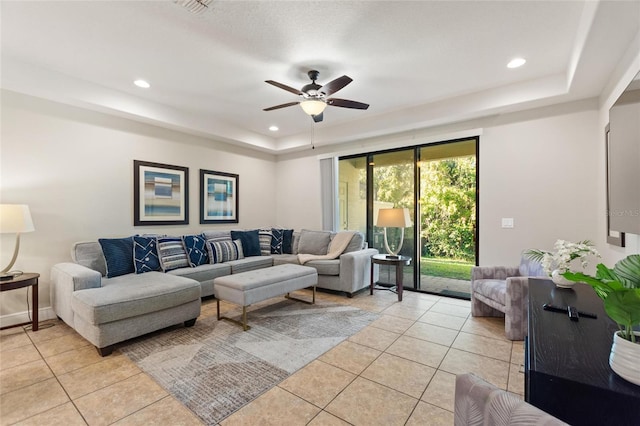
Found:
[563,254,640,386]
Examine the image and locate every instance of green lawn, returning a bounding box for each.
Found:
[420,257,473,280]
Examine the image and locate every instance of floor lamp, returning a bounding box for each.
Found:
[1,204,35,280]
[376,208,411,258]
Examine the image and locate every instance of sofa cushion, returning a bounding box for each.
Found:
[133,236,161,274]
[297,229,332,255]
[157,237,190,272]
[72,241,108,276]
[167,262,231,282]
[202,230,231,242]
[99,237,135,278]
[305,259,340,276]
[227,256,273,274]
[182,234,209,267]
[343,232,365,254]
[71,272,201,325]
[230,230,261,256]
[207,240,244,263]
[472,279,507,306]
[271,254,300,266]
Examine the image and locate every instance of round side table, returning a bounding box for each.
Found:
[0,273,40,331]
[370,254,411,301]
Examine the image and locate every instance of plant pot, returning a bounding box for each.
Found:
[609,331,640,386]
[551,269,574,288]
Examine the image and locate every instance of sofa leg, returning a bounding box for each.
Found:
[97,345,115,357]
[347,292,354,298]
[184,318,197,327]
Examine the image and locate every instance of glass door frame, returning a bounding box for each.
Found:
[340,136,480,294]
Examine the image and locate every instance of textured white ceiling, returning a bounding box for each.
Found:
[2,1,639,153]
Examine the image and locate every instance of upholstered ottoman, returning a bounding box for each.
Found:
[213,264,318,330]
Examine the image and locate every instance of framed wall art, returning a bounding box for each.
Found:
[200,169,239,224]
[134,160,189,226]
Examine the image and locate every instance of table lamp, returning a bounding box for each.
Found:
[376,208,411,258]
[1,204,35,280]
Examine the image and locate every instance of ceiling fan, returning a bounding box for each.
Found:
[263,70,369,123]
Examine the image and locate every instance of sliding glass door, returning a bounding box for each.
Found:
[417,140,477,297]
[338,137,478,299]
[371,150,415,288]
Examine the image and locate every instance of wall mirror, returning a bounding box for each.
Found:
[606,70,640,245]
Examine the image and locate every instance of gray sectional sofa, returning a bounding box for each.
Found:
[50,229,378,355]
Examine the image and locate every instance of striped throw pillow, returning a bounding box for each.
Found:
[157,237,190,272]
[207,239,244,263]
[259,228,272,255]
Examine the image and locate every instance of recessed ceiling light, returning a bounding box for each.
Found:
[134,79,150,88]
[269,125,279,132]
[507,58,526,69]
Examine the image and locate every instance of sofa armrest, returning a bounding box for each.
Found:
[504,276,530,341]
[471,266,520,281]
[50,263,102,325]
[339,248,379,294]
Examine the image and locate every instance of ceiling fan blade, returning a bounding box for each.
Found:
[312,112,324,123]
[320,75,352,97]
[327,98,369,110]
[265,80,303,96]
[263,101,300,111]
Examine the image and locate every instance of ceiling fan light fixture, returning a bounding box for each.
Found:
[300,99,327,116]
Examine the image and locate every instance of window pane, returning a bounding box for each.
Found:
[371,149,415,288]
[338,156,367,233]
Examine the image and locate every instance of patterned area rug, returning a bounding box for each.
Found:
[120,299,378,425]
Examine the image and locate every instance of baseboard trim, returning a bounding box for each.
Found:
[0,307,57,329]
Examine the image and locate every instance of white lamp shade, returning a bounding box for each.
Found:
[376,208,411,228]
[0,204,35,233]
[300,100,327,116]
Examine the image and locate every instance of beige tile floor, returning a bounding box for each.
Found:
[0,289,524,425]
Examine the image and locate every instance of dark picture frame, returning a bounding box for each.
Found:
[200,169,239,224]
[605,124,625,247]
[133,160,189,226]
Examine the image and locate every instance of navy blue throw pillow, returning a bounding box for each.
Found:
[182,234,209,267]
[133,236,161,274]
[271,228,284,254]
[282,229,294,254]
[271,228,294,254]
[99,237,135,278]
[230,230,261,257]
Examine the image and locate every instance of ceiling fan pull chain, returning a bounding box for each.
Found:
[311,120,315,150]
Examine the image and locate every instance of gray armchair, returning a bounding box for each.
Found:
[470,254,545,340]
[454,373,567,425]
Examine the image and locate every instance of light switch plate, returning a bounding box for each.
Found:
[502,218,514,228]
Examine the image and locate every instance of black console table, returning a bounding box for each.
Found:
[525,279,640,425]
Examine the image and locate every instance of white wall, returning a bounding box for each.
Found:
[275,155,323,230]
[277,105,602,267]
[0,91,278,324]
[479,108,599,265]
